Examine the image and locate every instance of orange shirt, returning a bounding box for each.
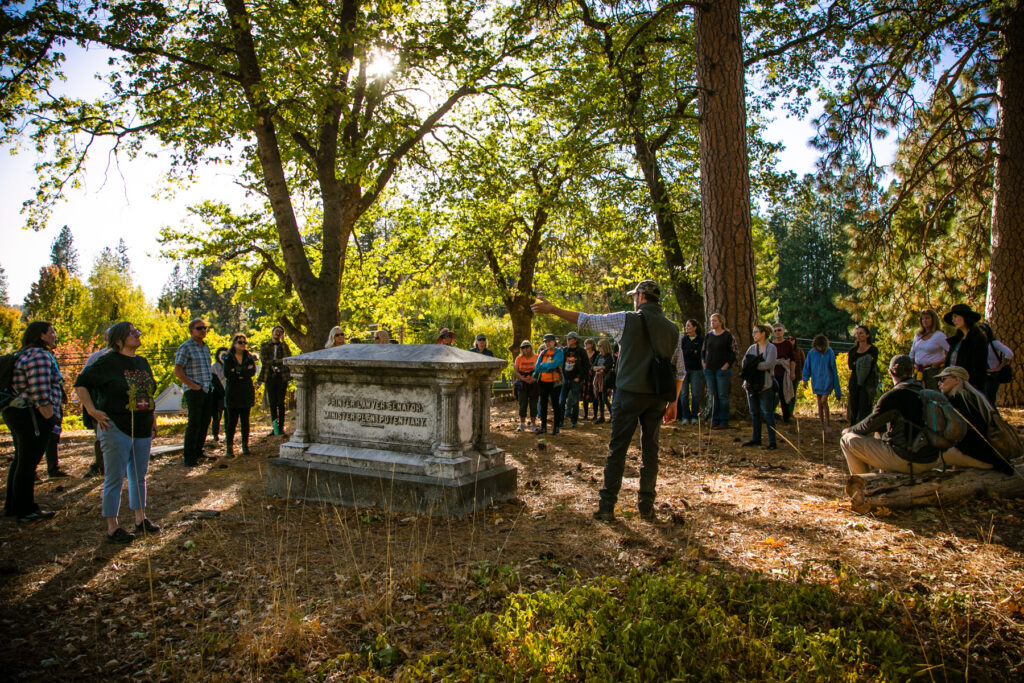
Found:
[514,354,537,378]
[537,348,561,383]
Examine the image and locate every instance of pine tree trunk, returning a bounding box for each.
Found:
[695,0,757,414]
[988,2,1024,408]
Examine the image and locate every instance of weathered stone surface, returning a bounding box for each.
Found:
[267,344,516,517]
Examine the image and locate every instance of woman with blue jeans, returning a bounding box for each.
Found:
[678,319,705,423]
[741,325,778,450]
[75,321,159,544]
[702,312,737,429]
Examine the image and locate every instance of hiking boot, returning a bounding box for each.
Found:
[638,507,657,521]
[84,463,103,478]
[593,509,615,522]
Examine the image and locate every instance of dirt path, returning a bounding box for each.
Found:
[2,404,1023,679]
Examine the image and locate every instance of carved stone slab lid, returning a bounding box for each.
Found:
[284,343,507,371]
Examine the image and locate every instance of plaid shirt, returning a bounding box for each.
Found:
[175,338,212,392]
[12,347,64,421]
[578,312,685,379]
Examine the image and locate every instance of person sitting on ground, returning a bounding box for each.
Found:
[909,309,948,390]
[803,335,842,435]
[935,366,1014,474]
[944,303,988,392]
[74,321,159,544]
[325,326,345,348]
[741,324,778,450]
[470,334,494,356]
[512,340,539,433]
[373,329,390,344]
[840,355,940,476]
[978,322,1014,406]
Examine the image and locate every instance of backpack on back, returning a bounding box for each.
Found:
[0,350,28,410]
[907,386,969,457]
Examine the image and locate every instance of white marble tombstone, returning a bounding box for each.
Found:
[265,344,516,517]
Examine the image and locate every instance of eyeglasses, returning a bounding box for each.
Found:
[236,340,247,345]
[129,329,141,337]
[194,325,208,331]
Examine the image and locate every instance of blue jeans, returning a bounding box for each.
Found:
[559,380,582,426]
[704,368,732,426]
[98,424,152,518]
[679,370,705,421]
[746,387,777,446]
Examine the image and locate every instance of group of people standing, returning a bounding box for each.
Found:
[1,317,295,544]
[511,332,616,434]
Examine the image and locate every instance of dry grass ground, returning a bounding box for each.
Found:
[2,403,1023,680]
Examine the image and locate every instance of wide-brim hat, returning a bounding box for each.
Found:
[437,327,453,340]
[936,366,969,381]
[943,304,981,326]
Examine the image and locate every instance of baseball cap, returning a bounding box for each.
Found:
[475,334,487,341]
[627,280,660,299]
[543,333,556,342]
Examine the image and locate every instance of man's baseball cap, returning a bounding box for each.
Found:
[627,280,660,299]
[543,333,556,342]
[475,334,487,341]
[889,354,914,376]
[566,331,580,340]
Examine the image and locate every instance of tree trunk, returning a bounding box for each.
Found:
[987,2,1024,408]
[508,295,534,356]
[846,466,1024,513]
[631,130,704,321]
[695,0,757,414]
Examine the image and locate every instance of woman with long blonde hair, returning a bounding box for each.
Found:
[935,366,1013,474]
[324,326,345,348]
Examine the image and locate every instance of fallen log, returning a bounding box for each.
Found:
[845,464,1024,513]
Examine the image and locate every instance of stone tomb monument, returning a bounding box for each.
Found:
[266,344,516,517]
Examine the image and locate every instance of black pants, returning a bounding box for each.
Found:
[210,383,225,440]
[265,373,287,426]
[225,406,251,448]
[516,382,538,419]
[183,389,213,465]
[537,381,563,431]
[3,407,52,517]
[45,431,60,474]
[599,389,667,513]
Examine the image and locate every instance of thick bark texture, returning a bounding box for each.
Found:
[484,209,546,357]
[987,2,1024,408]
[846,466,1024,513]
[695,0,757,411]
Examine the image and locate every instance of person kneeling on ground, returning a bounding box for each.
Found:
[935,366,1015,474]
[840,354,940,475]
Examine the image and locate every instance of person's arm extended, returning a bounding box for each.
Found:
[530,297,581,326]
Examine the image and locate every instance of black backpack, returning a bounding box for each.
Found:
[740,351,765,394]
[0,350,26,410]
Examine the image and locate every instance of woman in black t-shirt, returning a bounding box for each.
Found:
[74,321,159,544]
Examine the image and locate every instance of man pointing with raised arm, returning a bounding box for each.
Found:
[532,280,683,522]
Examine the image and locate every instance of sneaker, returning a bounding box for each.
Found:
[570,422,577,428]
[516,424,525,432]
[593,509,615,522]
[17,509,55,523]
[766,443,777,450]
[47,469,69,478]
[106,527,136,544]
[134,519,160,534]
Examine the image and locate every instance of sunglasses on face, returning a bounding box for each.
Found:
[236,340,247,345]
[194,325,208,331]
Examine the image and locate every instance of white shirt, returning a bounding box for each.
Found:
[987,340,1014,369]
[909,330,949,366]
